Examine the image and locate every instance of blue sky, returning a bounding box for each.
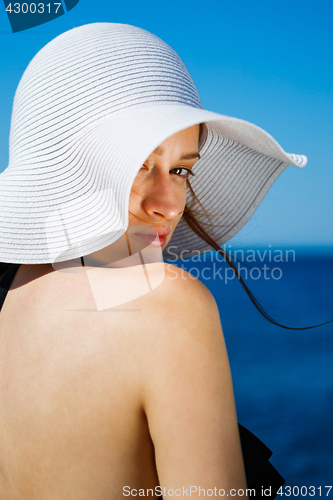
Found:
[1,0,332,249]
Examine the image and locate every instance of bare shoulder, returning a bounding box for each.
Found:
[148,261,217,309]
[142,257,223,328]
[139,263,224,356]
[162,261,214,298]
[138,262,246,490]
[125,261,225,388]
[136,261,228,397]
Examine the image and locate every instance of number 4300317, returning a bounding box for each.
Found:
[277,486,332,496]
[6,3,62,14]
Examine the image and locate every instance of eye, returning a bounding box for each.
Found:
[170,167,195,178]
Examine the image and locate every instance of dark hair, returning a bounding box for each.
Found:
[182,179,332,330]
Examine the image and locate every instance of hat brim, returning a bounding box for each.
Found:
[0,103,307,264]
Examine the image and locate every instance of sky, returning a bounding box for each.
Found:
[0,0,332,250]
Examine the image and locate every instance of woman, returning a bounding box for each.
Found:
[0,23,304,499]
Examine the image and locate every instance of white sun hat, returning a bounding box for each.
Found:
[0,22,307,265]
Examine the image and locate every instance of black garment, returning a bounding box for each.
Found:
[0,262,20,309]
[0,263,285,498]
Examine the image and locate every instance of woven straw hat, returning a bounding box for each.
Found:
[0,23,307,265]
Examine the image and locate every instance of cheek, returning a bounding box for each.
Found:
[128,189,140,215]
[174,184,187,221]
[128,173,145,205]
[174,179,187,200]
[180,182,188,207]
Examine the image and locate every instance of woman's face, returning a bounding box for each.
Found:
[128,124,200,248]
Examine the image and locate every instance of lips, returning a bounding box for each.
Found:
[133,229,170,247]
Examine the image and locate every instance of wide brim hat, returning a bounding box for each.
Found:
[0,23,307,265]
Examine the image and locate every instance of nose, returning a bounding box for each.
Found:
[141,173,182,221]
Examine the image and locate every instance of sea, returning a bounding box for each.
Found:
[166,247,333,497]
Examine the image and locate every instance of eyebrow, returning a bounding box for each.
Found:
[153,145,200,160]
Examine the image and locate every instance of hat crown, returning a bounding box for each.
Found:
[9,23,202,166]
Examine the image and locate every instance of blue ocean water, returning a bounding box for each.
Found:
[167,249,333,495]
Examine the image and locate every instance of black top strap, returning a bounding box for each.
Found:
[0,263,21,312]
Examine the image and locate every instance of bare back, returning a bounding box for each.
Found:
[0,264,161,499]
[0,263,246,499]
